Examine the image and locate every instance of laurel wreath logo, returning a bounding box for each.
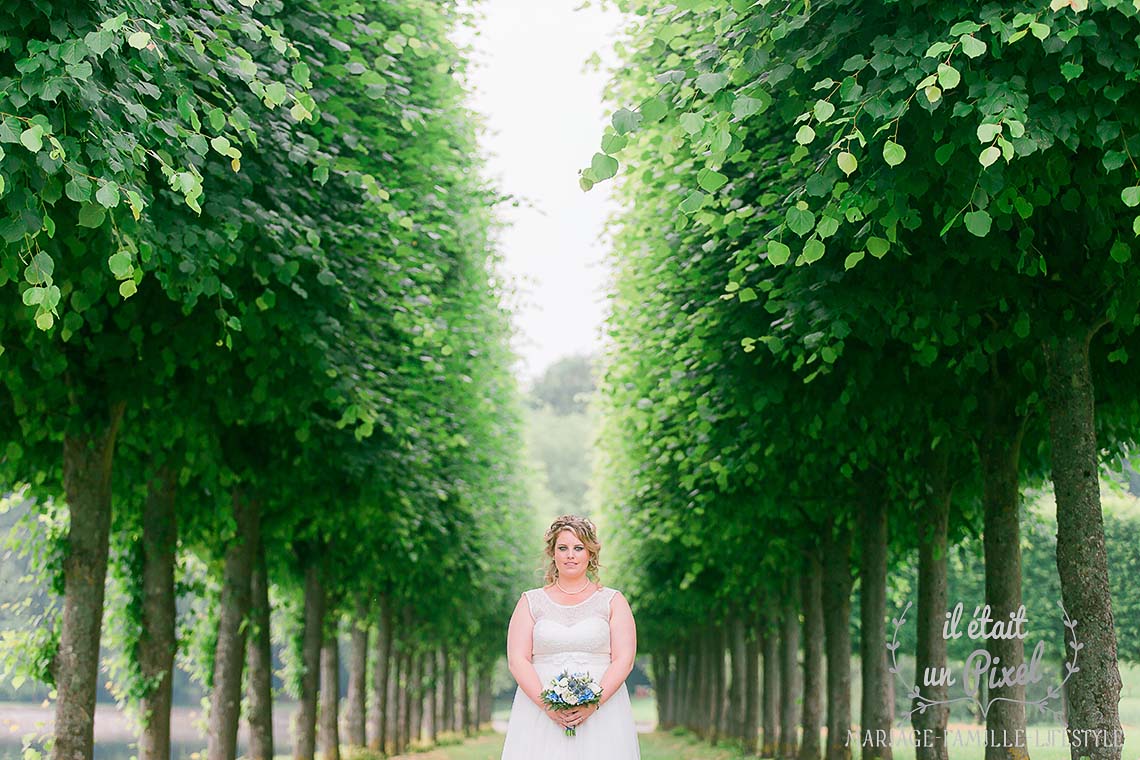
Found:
[887,600,1082,723]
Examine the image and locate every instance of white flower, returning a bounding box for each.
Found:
[566,694,579,705]
[588,681,601,693]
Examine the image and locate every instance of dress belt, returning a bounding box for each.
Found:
[532,651,612,669]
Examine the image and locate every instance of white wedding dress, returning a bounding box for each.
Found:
[500,586,641,760]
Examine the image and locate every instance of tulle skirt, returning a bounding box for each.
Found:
[500,652,641,760]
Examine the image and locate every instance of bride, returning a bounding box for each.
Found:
[500,514,641,759]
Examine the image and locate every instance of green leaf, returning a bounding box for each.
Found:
[208,109,226,132]
[601,133,628,154]
[737,287,757,303]
[264,82,288,106]
[119,279,138,299]
[35,311,54,330]
[925,85,942,104]
[979,146,1001,168]
[883,140,906,167]
[837,151,857,176]
[732,94,770,119]
[977,123,1002,142]
[866,237,890,258]
[767,240,791,266]
[292,62,312,87]
[639,97,668,122]
[786,204,816,237]
[127,31,152,49]
[1110,240,1131,263]
[22,287,44,306]
[1061,62,1084,81]
[844,251,865,269]
[317,270,337,286]
[85,30,116,56]
[695,72,729,95]
[795,125,816,145]
[95,181,120,209]
[964,209,992,237]
[1014,313,1031,339]
[678,190,708,214]
[813,100,836,122]
[679,113,704,135]
[612,108,642,135]
[800,238,825,264]
[20,126,43,153]
[1122,186,1140,207]
[77,203,106,229]
[960,35,987,58]
[697,168,728,192]
[950,21,983,35]
[108,252,132,278]
[816,215,841,239]
[24,252,54,284]
[936,64,961,90]
[591,153,619,181]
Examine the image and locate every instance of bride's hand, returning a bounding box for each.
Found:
[562,703,599,730]
[543,704,573,729]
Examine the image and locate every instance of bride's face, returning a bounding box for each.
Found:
[553,529,590,580]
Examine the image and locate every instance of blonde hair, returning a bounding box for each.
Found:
[543,515,601,585]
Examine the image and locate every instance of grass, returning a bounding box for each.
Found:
[312,663,1140,760]
[376,730,748,760]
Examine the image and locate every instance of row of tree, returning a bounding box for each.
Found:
[0,3,531,760]
[592,3,1140,760]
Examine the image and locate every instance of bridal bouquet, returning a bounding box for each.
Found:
[540,670,603,736]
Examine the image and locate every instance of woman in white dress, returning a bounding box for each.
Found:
[500,514,641,760]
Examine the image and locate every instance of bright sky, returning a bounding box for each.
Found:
[459,0,626,382]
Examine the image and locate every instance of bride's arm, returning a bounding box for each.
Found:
[505,594,548,709]
[598,591,637,706]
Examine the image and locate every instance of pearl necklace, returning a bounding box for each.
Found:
[556,576,592,595]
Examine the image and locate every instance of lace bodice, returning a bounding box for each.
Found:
[524,587,620,660]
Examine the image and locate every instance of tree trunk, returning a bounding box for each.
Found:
[207,493,259,760]
[823,521,853,760]
[800,550,825,760]
[711,625,725,744]
[696,627,710,739]
[914,450,951,760]
[460,650,472,736]
[675,645,691,732]
[1044,332,1123,760]
[52,404,124,760]
[138,468,177,760]
[477,663,494,726]
[409,649,423,743]
[293,562,325,760]
[745,627,761,755]
[442,644,455,733]
[762,617,781,757]
[399,644,412,750]
[368,595,392,751]
[388,638,403,754]
[977,382,1028,760]
[860,496,892,760]
[655,650,674,731]
[319,634,340,760]
[421,647,433,742]
[780,593,801,759]
[730,626,746,739]
[665,647,678,729]
[345,597,369,748]
[246,532,274,760]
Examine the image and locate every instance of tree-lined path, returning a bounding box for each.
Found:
[1,2,530,760]
[588,3,1140,760]
[2,2,1140,760]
